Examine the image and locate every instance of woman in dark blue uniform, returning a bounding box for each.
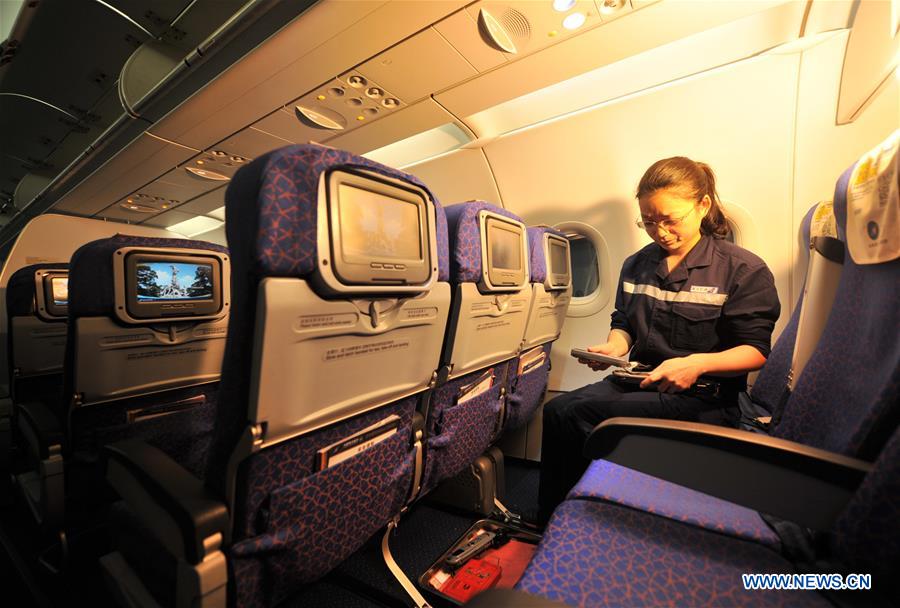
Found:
[538,156,780,523]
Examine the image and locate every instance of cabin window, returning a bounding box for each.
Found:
[568,235,600,298]
[554,221,612,318]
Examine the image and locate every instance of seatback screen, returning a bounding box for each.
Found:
[325,169,432,289]
[122,251,225,322]
[549,240,568,275]
[37,270,69,320]
[51,276,69,305]
[483,213,527,290]
[338,184,422,261]
[135,262,215,301]
[490,224,522,271]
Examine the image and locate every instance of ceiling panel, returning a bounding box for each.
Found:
[214,127,293,160]
[141,209,194,228]
[253,107,330,145]
[96,202,165,222]
[357,27,477,103]
[147,1,468,151]
[52,133,199,216]
[326,98,467,156]
[177,185,227,216]
[433,8,507,73]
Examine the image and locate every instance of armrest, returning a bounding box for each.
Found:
[105,439,229,564]
[17,400,63,458]
[584,417,872,530]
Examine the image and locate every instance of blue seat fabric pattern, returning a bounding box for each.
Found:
[748,204,816,413]
[210,145,450,607]
[420,201,524,494]
[772,166,900,460]
[443,201,523,284]
[829,425,900,601]
[522,425,900,607]
[65,235,226,480]
[505,342,553,432]
[516,499,827,608]
[206,144,449,494]
[527,226,564,284]
[229,396,418,608]
[503,226,569,432]
[568,460,781,550]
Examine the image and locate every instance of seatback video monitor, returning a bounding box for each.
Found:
[35,270,69,320]
[325,169,432,289]
[122,252,224,321]
[545,233,572,290]
[480,212,528,292]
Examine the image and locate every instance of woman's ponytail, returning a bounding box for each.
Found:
[696,162,730,239]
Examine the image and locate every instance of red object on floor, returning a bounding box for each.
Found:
[440,558,503,603]
[478,539,539,588]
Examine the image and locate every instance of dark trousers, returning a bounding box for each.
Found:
[537,378,739,523]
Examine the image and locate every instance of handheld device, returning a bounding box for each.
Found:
[570,348,630,368]
[611,368,720,396]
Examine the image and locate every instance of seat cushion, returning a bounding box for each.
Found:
[568,460,781,550]
[516,499,829,608]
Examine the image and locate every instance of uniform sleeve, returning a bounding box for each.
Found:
[721,262,781,358]
[609,266,633,338]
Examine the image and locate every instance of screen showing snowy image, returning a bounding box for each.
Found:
[490,225,522,271]
[338,184,422,261]
[51,277,69,305]
[135,262,214,301]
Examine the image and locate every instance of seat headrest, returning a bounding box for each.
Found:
[527,226,568,284]
[6,263,69,318]
[834,130,899,265]
[225,144,450,284]
[444,200,527,286]
[68,234,228,320]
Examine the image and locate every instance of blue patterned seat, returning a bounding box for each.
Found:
[518,424,900,607]
[102,144,452,608]
[564,175,895,548]
[502,227,572,433]
[419,201,533,494]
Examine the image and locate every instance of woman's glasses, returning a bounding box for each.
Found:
[635,206,696,231]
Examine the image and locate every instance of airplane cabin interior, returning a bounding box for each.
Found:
[0,1,897,607]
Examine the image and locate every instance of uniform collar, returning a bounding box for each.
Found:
[654,235,715,281]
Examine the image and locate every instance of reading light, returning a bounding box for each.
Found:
[563,12,586,30]
[186,166,230,181]
[120,202,158,213]
[553,0,576,11]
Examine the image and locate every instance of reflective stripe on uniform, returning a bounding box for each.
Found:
[622,281,728,306]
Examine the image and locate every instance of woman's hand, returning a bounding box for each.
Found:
[640,355,704,393]
[578,342,629,372]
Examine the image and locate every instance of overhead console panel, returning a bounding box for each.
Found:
[254,70,407,144]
